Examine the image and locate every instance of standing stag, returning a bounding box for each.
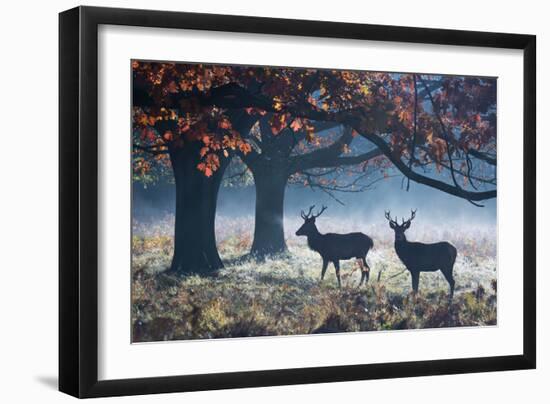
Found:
[385,209,457,298]
[296,206,374,287]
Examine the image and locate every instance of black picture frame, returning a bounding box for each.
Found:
[59,5,536,398]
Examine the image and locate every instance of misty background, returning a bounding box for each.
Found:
[133,172,496,233]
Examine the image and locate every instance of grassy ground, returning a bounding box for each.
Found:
[132,215,497,342]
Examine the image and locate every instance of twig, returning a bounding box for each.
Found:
[418,75,484,207]
[384,269,408,281]
[407,74,418,191]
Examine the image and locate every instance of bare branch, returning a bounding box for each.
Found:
[222,168,249,181]
[289,126,382,173]
[415,145,496,185]
[356,131,496,201]
[407,74,418,191]
[468,149,497,166]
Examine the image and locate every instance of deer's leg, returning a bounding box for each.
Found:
[442,268,455,299]
[411,270,420,295]
[362,257,370,284]
[358,258,369,286]
[320,258,328,281]
[362,257,370,271]
[358,259,365,286]
[334,261,341,288]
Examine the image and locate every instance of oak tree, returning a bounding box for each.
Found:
[133,61,496,274]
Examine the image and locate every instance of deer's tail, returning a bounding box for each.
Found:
[451,244,457,264]
[367,235,374,251]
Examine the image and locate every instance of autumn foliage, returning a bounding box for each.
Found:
[133,61,496,201]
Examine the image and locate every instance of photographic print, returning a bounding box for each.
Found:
[131,61,497,343]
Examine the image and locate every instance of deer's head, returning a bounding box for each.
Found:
[385,209,417,241]
[296,205,327,236]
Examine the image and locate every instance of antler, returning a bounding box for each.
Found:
[301,205,316,219]
[404,209,417,225]
[385,210,398,226]
[312,205,327,218]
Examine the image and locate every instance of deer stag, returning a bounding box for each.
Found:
[296,205,374,287]
[385,209,457,298]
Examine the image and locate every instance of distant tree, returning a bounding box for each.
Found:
[237,119,385,258]
[133,62,496,275]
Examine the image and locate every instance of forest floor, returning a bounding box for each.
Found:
[131,215,497,342]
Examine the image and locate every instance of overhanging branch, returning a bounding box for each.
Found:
[356,131,496,201]
[468,149,497,166]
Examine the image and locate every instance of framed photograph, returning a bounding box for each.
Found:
[59,6,536,398]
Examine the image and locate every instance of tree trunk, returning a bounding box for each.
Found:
[168,143,228,275]
[250,167,289,258]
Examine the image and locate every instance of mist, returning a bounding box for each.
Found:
[133,171,496,234]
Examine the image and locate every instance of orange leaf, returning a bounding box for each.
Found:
[218,118,232,130]
[305,124,315,143]
[239,142,252,155]
[270,113,288,135]
[290,118,303,132]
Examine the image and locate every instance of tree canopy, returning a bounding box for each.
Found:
[132,61,497,203]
